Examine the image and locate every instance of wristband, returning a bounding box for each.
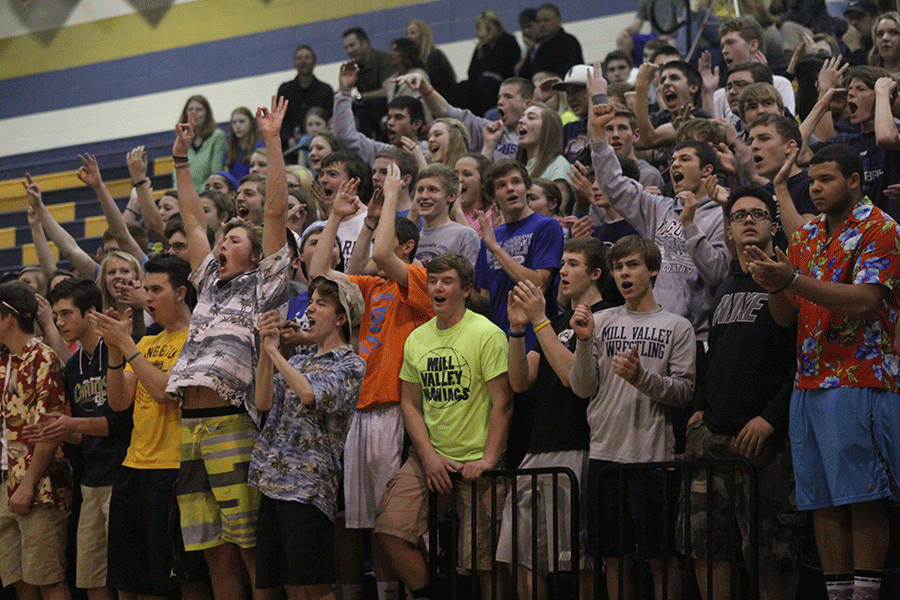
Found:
[423,85,434,97]
[172,155,188,162]
[591,93,608,105]
[364,220,376,231]
[509,329,527,338]
[125,207,140,217]
[772,271,799,294]
[532,318,551,334]
[126,351,142,363]
[107,362,124,370]
[133,178,149,187]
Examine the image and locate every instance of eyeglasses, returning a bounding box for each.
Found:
[729,209,771,222]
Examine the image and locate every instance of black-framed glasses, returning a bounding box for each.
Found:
[730,209,771,222]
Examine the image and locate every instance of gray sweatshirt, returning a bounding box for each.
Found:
[332,92,428,165]
[591,138,729,340]
[444,106,519,163]
[570,305,695,463]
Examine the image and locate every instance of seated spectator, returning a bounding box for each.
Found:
[461,10,522,118]
[840,0,878,65]
[387,38,432,122]
[344,27,393,138]
[518,4,584,80]
[225,107,263,181]
[870,12,900,75]
[276,45,334,152]
[173,95,226,192]
[406,19,457,102]
[294,107,329,169]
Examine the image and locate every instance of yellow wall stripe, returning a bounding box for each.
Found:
[2,0,426,80]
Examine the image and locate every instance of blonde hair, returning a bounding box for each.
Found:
[431,118,470,167]
[97,250,143,311]
[407,19,436,65]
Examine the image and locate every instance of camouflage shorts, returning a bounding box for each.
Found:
[676,421,805,573]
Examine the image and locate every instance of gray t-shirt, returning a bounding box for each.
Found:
[416,221,480,266]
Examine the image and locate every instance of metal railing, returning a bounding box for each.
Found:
[425,457,760,600]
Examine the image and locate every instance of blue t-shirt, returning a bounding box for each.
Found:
[475,212,564,350]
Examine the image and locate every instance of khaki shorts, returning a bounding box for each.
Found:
[0,495,69,586]
[76,484,112,589]
[374,449,507,571]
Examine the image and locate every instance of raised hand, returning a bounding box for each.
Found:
[773,146,799,188]
[534,77,561,102]
[589,103,617,142]
[586,62,608,101]
[699,50,719,95]
[635,63,658,89]
[257,96,289,139]
[475,209,497,249]
[568,161,594,203]
[22,173,43,209]
[483,120,504,148]
[332,178,361,218]
[507,289,528,331]
[173,111,195,157]
[339,61,359,89]
[76,154,104,189]
[126,146,148,182]
[382,162,402,204]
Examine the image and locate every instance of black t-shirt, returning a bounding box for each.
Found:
[525,300,610,454]
[764,169,817,249]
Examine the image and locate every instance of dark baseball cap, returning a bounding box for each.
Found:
[844,0,878,16]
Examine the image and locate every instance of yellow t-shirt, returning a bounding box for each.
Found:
[400,311,508,463]
[122,327,188,470]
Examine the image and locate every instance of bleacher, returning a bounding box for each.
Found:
[0,154,176,281]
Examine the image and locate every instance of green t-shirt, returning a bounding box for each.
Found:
[400,310,508,462]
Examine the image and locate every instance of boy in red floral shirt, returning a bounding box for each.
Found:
[748,144,900,600]
[0,282,71,600]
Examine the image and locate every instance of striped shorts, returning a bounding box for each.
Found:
[177,410,260,551]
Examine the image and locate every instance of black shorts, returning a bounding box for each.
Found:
[254,495,335,588]
[586,460,673,559]
[107,467,207,595]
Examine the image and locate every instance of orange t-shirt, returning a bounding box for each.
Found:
[350,264,433,410]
